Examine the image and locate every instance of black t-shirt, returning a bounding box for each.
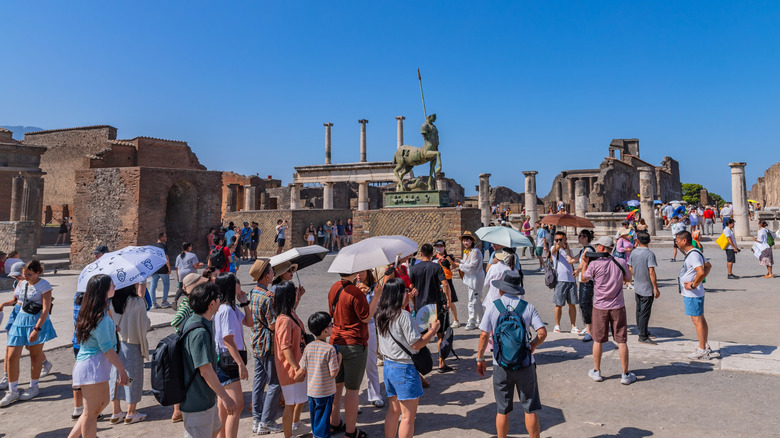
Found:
[153,242,169,274]
[409,260,446,308]
[251,227,259,242]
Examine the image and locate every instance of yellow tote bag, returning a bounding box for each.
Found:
[716,233,729,250]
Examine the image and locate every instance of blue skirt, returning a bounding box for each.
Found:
[7,311,57,346]
[4,304,20,331]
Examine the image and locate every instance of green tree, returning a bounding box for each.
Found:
[681,183,703,204]
[709,192,726,208]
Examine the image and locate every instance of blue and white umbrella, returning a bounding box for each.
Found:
[626,200,640,207]
[77,245,167,292]
[475,226,534,248]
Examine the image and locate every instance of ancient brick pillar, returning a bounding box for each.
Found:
[729,162,750,237]
[290,184,301,210]
[10,174,24,221]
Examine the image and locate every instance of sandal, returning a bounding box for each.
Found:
[420,376,430,388]
[345,428,368,438]
[171,412,183,423]
[109,412,126,424]
[124,412,147,424]
[330,420,346,433]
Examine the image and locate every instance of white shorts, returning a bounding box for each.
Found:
[183,405,221,438]
[281,381,307,405]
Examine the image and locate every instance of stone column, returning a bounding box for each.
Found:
[244,185,256,211]
[259,192,269,210]
[554,179,563,203]
[638,167,657,236]
[523,171,538,226]
[323,182,334,209]
[358,119,368,162]
[20,177,33,221]
[730,162,750,237]
[324,123,333,164]
[436,172,447,192]
[358,181,369,211]
[10,174,24,221]
[575,179,588,219]
[395,116,405,149]
[567,178,575,212]
[226,185,237,212]
[290,184,301,210]
[478,173,491,226]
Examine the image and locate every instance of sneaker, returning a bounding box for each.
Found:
[582,333,592,342]
[292,422,301,431]
[627,284,635,290]
[570,327,582,334]
[72,406,84,419]
[553,325,561,333]
[620,372,637,385]
[124,412,147,424]
[160,301,172,308]
[451,321,461,329]
[0,376,7,391]
[258,422,283,435]
[638,338,657,345]
[151,303,161,309]
[19,386,39,401]
[0,390,20,407]
[588,369,603,382]
[670,258,676,262]
[41,360,53,378]
[687,348,712,360]
[252,420,260,434]
[109,412,126,424]
[727,274,740,280]
[464,323,477,331]
[372,399,385,408]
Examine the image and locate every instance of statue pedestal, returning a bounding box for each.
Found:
[384,190,450,208]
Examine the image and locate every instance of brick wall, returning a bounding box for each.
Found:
[352,207,481,253]
[24,126,117,208]
[0,221,37,260]
[134,137,205,170]
[224,209,352,256]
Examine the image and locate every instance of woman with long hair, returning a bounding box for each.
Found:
[175,242,204,291]
[1,260,57,407]
[375,278,440,438]
[755,220,775,278]
[68,274,129,438]
[214,273,252,438]
[108,284,151,424]
[273,281,307,438]
[356,269,384,408]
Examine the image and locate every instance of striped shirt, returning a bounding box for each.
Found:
[300,340,339,398]
[171,297,193,328]
[250,284,276,357]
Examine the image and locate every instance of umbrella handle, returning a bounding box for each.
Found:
[295,271,302,287]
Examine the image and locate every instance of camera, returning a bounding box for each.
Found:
[584,251,611,260]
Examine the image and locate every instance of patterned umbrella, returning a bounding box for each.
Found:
[76,245,167,292]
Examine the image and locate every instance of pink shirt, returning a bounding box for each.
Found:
[584,257,630,310]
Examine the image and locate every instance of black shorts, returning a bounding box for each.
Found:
[578,281,594,325]
[493,364,542,414]
[277,238,286,248]
[250,241,258,251]
[447,279,458,303]
[726,249,736,263]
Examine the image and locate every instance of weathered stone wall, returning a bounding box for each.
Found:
[0,221,37,260]
[24,126,118,209]
[71,167,223,268]
[490,186,522,205]
[352,207,481,254]
[224,209,352,255]
[749,162,780,208]
[135,137,204,170]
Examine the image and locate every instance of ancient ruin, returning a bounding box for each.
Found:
[748,161,780,208]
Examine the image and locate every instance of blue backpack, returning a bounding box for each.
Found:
[492,299,532,370]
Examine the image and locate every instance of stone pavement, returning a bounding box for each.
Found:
[1,245,779,437]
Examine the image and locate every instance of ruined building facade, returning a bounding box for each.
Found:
[748,162,780,208]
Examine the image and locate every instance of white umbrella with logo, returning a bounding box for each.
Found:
[76,245,167,292]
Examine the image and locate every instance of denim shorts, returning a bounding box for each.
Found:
[383,360,423,401]
[684,295,705,317]
[217,365,240,386]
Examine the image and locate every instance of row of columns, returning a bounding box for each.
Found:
[225,184,262,212]
[322,117,408,164]
[290,181,371,211]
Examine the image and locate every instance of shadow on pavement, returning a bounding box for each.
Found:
[414,402,565,436]
[592,426,654,437]
[632,361,715,382]
[720,343,777,357]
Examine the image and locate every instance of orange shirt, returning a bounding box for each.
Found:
[328,280,370,347]
[274,313,303,386]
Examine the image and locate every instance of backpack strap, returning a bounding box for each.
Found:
[609,256,626,277]
[493,299,507,313]
[388,331,416,358]
[179,320,212,393]
[330,283,349,317]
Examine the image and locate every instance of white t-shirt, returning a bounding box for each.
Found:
[757,228,770,244]
[663,206,674,217]
[536,229,546,247]
[671,222,686,236]
[723,227,736,250]
[479,294,544,365]
[214,303,245,351]
[679,249,706,298]
[175,252,200,278]
[14,279,52,312]
[721,206,732,217]
[551,248,575,282]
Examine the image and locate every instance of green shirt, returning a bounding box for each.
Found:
[180,314,217,413]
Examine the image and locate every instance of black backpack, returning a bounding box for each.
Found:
[209,246,226,270]
[151,318,211,406]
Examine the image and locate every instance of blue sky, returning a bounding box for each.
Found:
[3,1,779,200]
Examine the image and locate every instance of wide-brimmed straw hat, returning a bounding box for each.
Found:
[273,261,299,281]
[250,258,272,282]
[182,272,202,289]
[460,230,477,242]
[490,270,525,296]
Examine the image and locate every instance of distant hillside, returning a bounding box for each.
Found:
[1,125,44,140]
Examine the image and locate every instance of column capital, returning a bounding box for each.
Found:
[395,116,406,121]
[358,119,369,124]
[522,171,538,177]
[729,162,747,169]
[479,173,491,178]
[323,122,333,127]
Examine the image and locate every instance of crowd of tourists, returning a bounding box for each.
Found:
[0,209,776,438]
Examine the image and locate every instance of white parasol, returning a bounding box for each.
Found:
[76,245,167,292]
[328,236,417,274]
